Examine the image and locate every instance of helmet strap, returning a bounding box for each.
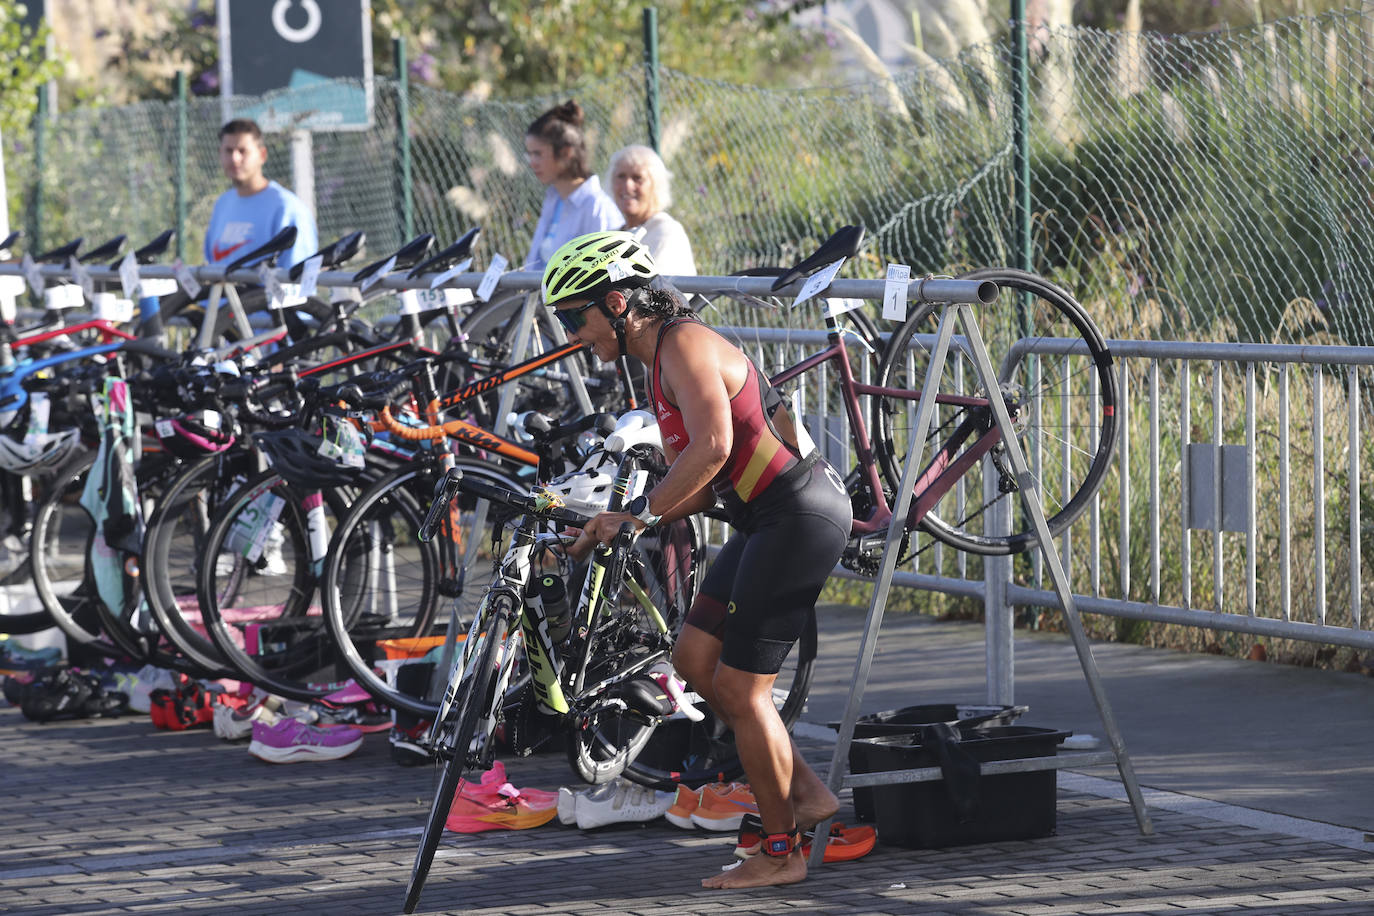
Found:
[598,299,629,360]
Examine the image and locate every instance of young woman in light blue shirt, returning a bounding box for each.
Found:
[523,101,621,271]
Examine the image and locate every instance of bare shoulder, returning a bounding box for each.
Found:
[659,321,746,396]
[660,321,734,367]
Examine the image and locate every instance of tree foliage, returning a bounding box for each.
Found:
[369,0,823,94]
[0,1,62,136]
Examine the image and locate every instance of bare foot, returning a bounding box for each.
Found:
[792,786,840,832]
[702,850,806,889]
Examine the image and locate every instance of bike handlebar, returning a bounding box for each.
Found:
[419,467,593,542]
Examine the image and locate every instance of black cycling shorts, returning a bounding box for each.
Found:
[685,454,852,675]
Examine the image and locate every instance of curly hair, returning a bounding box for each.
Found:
[627,284,694,321]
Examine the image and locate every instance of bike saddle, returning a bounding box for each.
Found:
[352,234,435,285]
[34,237,83,263]
[79,235,126,264]
[130,229,175,265]
[224,225,298,273]
[289,230,366,279]
[769,224,866,292]
[406,226,481,279]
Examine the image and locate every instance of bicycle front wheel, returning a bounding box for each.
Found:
[321,459,521,718]
[872,267,1118,555]
[196,469,355,699]
[404,609,508,915]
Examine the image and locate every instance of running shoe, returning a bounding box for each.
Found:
[574,779,674,830]
[248,717,362,763]
[664,783,707,830]
[444,763,559,833]
[122,664,178,714]
[803,823,878,863]
[557,780,618,826]
[444,791,559,833]
[213,701,280,741]
[389,718,434,766]
[0,641,62,674]
[689,782,757,831]
[2,668,45,706]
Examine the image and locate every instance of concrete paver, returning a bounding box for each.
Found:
[3,605,1374,914]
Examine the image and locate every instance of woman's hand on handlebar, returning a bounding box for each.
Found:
[563,511,645,561]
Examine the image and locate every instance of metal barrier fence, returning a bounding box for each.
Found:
[674,324,1374,671]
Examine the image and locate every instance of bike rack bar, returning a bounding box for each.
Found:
[0,263,998,307]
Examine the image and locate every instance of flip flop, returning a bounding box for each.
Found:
[802,823,877,863]
[732,817,877,864]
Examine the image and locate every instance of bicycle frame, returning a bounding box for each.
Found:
[428,457,672,762]
[377,339,611,470]
[766,313,1006,539]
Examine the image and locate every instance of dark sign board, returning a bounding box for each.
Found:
[217,0,373,131]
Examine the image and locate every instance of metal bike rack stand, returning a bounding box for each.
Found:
[808,300,1153,869]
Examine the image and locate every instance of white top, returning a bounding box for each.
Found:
[629,211,696,277]
[524,175,622,271]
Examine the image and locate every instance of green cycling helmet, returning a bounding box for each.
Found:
[541,231,658,309]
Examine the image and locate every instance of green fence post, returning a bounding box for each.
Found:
[395,36,413,241]
[30,87,46,254]
[1010,0,1031,274]
[642,7,661,152]
[175,70,187,261]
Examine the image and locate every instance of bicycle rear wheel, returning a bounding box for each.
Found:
[564,515,706,785]
[872,267,1118,555]
[403,610,508,915]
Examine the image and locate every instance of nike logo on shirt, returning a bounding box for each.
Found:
[211,240,249,262]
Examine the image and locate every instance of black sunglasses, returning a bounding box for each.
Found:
[554,297,601,334]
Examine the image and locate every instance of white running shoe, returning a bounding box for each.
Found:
[575,779,674,830]
[123,664,177,714]
[212,702,280,741]
[558,780,617,826]
[557,787,578,826]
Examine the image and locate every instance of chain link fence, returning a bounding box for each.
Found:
[7,8,1374,345]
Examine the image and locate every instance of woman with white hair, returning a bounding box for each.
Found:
[607,144,697,277]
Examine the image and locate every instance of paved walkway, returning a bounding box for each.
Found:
[3,606,1373,915]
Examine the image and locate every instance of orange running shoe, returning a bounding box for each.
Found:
[690,782,757,831]
[663,783,705,830]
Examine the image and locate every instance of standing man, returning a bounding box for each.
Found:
[206,119,317,269]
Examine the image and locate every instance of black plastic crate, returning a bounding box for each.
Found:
[836,704,1028,822]
[849,725,1070,849]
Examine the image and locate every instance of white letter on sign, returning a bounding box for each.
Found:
[272,0,322,43]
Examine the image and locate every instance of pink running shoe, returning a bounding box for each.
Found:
[444,762,559,833]
[248,717,363,763]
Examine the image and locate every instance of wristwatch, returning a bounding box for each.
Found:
[628,494,662,528]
